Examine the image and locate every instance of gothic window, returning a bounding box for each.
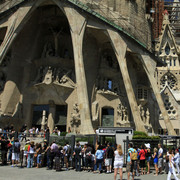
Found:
[137,86,148,100]
[165,43,170,55]
[160,73,177,90]
[102,107,114,127]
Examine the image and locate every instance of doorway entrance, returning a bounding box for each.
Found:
[102,107,114,127]
[32,105,49,129]
[55,105,67,132]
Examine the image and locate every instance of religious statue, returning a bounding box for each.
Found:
[117,103,129,126]
[145,108,150,125]
[41,110,47,131]
[70,103,81,133]
[42,66,53,85]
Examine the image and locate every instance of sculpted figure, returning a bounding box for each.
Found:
[70,103,81,133]
[146,108,150,125]
[43,66,53,84]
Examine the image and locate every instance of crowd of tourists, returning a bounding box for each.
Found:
[1,127,180,180]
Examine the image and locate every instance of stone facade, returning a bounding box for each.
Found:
[0,0,177,135]
[155,11,180,135]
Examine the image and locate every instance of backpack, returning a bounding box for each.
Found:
[67,145,71,156]
[131,149,138,160]
[14,142,20,153]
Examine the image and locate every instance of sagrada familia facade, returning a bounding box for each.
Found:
[0,0,179,135]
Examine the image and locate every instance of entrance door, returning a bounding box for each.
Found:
[55,105,67,132]
[102,107,114,127]
[32,105,49,128]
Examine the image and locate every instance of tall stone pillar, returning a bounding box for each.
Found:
[140,54,176,135]
[47,101,56,134]
[107,29,146,132]
[64,7,94,134]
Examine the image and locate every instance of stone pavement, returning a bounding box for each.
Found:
[0,166,177,180]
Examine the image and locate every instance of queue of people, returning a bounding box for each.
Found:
[1,131,180,180]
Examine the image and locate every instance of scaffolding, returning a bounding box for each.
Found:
[147,0,180,43]
[165,0,180,40]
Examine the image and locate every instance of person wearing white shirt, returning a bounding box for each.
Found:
[174,149,180,174]
[114,144,124,180]
[158,144,163,174]
[167,149,179,180]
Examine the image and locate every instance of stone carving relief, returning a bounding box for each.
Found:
[33,66,75,88]
[116,103,130,126]
[138,104,151,125]
[70,103,81,133]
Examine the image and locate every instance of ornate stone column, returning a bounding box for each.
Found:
[47,101,56,134]
[107,29,146,132]
[64,7,94,134]
[140,54,176,135]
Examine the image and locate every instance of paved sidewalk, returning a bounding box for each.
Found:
[0,166,177,180]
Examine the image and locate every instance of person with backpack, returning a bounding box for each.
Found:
[63,142,71,171]
[11,138,21,167]
[139,144,147,175]
[130,145,138,180]
[23,140,30,167]
[127,143,135,180]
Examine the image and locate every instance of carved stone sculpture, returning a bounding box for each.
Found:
[117,103,130,126]
[70,103,81,133]
[41,110,47,130]
[42,66,53,85]
[146,108,150,125]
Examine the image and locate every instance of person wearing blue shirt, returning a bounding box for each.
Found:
[127,143,135,180]
[94,145,104,173]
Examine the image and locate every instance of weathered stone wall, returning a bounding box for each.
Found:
[80,0,152,50]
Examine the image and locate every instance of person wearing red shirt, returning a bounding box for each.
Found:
[139,144,147,175]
